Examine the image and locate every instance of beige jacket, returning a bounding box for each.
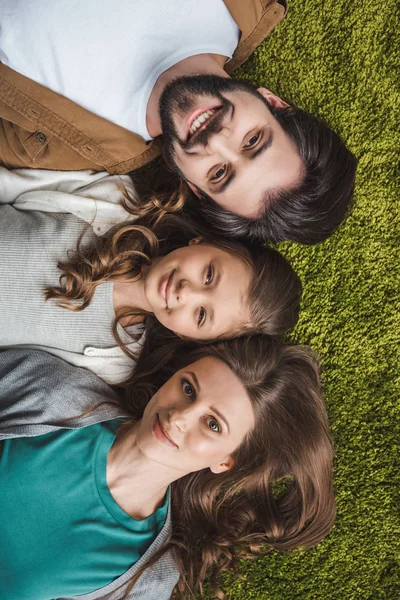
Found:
[0,0,287,174]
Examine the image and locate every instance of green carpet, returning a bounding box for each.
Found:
[209,0,399,598]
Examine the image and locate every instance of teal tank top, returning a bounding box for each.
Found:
[0,419,168,599]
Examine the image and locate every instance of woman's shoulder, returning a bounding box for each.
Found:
[0,348,126,440]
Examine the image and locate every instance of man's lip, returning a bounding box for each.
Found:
[185,105,221,142]
[152,414,178,448]
[160,270,174,308]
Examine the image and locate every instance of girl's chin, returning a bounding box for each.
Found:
[153,313,169,330]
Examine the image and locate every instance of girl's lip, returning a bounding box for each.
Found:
[185,104,221,142]
[159,270,174,308]
[152,414,178,448]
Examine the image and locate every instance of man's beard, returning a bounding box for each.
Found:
[158,74,262,175]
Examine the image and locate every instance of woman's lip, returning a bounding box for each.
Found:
[185,104,221,141]
[152,414,178,448]
[160,270,174,308]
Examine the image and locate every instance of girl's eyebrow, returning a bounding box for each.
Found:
[213,268,221,289]
[208,307,215,328]
[204,267,221,330]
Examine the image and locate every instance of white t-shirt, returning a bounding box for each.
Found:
[0,0,240,140]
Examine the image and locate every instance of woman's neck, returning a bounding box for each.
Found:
[106,421,185,520]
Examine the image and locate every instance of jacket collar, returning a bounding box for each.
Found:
[224,0,287,73]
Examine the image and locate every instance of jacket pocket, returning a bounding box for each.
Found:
[12,122,54,161]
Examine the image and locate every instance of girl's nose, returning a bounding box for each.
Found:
[176,280,202,304]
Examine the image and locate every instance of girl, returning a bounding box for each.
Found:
[0,335,335,600]
[0,200,301,383]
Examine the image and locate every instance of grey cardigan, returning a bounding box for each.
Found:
[0,348,180,600]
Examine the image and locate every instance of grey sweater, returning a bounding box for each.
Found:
[0,348,180,600]
[0,204,120,352]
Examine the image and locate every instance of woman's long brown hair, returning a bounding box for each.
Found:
[121,335,335,599]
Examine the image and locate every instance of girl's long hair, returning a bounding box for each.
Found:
[122,335,335,599]
[45,211,302,347]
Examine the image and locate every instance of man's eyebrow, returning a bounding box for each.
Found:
[211,171,236,195]
[211,406,229,432]
[249,129,275,161]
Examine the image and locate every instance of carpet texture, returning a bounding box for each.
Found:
[209,0,399,598]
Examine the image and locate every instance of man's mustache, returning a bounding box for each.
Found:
[179,100,233,151]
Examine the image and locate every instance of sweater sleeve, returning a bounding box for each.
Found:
[123,549,180,600]
[0,166,135,235]
[0,348,126,440]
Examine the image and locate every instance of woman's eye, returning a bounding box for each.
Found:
[205,264,214,285]
[211,166,226,181]
[182,379,195,399]
[245,132,261,148]
[207,417,221,433]
[197,306,206,326]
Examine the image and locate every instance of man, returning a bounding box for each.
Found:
[0,0,356,243]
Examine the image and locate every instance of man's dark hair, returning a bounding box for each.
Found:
[187,104,357,245]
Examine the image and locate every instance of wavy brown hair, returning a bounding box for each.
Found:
[45,212,302,348]
[121,334,335,599]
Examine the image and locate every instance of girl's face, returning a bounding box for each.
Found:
[135,356,255,475]
[143,240,252,340]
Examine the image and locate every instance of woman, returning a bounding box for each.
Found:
[0,335,335,599]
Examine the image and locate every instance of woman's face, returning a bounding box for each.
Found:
[135,356,255,475]
[143,240,252,340]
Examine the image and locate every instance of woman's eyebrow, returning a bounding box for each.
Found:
[210,406,229,432]
[186,371,201,392]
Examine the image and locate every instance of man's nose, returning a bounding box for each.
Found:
[205,129,239,163]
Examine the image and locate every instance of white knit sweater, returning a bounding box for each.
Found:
[0,167,142,384]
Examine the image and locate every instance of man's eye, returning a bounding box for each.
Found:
[207,417,221,433]
[205,264,214,285]
[182,379,195,399]
[211,166,226,181]
[245,132,261,148]
[197,306,206,326]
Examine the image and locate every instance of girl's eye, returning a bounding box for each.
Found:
[205,264,214,285]
[207,417,221,433]
[197,306,206,327]
[211,166,226,181]
[182,379,195,400]
[245,132,261,148]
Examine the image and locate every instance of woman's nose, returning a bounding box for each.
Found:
[169,405,193,432]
